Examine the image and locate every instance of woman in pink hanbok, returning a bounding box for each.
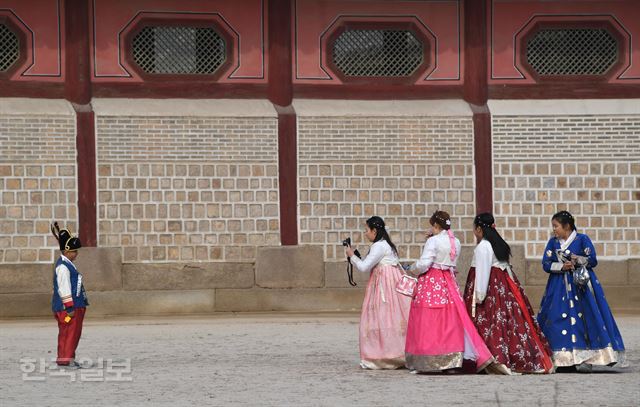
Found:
[405,211,495,373]
[346,216,411,369]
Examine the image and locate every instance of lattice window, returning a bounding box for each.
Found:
[526,28,618,76]
[132,26,226,75]
[332,29,423,77]
[0,23,19,72]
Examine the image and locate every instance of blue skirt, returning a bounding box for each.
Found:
[537,269,625,367]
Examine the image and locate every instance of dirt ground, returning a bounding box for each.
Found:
[0,313,638,406]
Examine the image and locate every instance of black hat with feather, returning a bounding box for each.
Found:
[51,222,81,252]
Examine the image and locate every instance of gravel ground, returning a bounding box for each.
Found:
[0,313,638,407]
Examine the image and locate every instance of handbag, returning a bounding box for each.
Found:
[573,265,590,286]
[395,273,418,297]
[572,255,590,286]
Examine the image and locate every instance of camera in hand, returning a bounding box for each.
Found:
[342,237,360,258]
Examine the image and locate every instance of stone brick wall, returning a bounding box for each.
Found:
[0,101,77,264]
[94,100,279,263]
[295,100,476,261]
[491,103,640,259]
[2,98,640,317]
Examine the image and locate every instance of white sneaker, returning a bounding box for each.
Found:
[576,363,593,373]
[58,361,81,369]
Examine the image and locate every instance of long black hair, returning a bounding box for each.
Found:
[552,210,577,231]
[474,213,511,262]
[366,216,398,255]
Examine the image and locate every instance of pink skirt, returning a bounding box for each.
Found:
[359,264,411,369]
[405,266,494,372]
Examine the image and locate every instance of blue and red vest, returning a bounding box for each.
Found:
[52,256,88,312]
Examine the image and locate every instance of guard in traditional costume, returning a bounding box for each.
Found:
[51,222,88,367]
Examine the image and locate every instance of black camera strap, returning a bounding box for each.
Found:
[347,260,357,287]
[346,250,361,287]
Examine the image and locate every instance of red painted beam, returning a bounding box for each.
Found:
[464,0,492,214]
[92,83,268,99]
[276,105,298,245]
[0,82,65,98]
[463,0,488,105]
[64,0,91,105]
[471,104,492,215]
[75,109,97,247]
[268,0,293,106]
[269,0,297,245]
[294,84,463,99]
[65,0,96,246]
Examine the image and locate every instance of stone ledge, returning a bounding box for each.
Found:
[256,246,324,288]
[0,290,216,318]
[524,261,550,286]
[0,293,51,317]
[525,259,631,286]
[89,290,216,316]
[1,285,637,318]
[75,248,123,291]
[522,286,546,311]
[0,248,123,294]
[123,262,254,290]
[628,259,640,285]
[0,264,52,294]
[522,285,640,314]
[592,261,629,285]
[324,261,370,288]
[214,288,365,312]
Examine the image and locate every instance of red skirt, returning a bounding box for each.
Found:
[463,267,553,374]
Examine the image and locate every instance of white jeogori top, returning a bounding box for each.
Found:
[55,254,74,303]
[471,239,511,301]
[350,240,399,274]
[413,230,461,274]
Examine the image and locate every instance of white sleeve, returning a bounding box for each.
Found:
[414,238,436,274]
[474,242,493,302]
[55,264,74,306]
[350,242,387,274]
[550,262,564,272]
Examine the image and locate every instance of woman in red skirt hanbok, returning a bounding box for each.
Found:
[405,211,495,373]
[463,213,554,374]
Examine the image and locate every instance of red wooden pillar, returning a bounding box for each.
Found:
[65,0,96,246]
[268,0,297,245]
[471,105,492,214]
[464,0,493,214]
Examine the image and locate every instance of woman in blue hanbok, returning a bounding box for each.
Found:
[537,211,625,369]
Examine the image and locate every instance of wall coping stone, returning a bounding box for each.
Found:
[293,99,473,117]
[0,98,75,116]
[489,99,640,116]
[92,98,278,117]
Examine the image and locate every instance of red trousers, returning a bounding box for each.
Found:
[53,307,86,365]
